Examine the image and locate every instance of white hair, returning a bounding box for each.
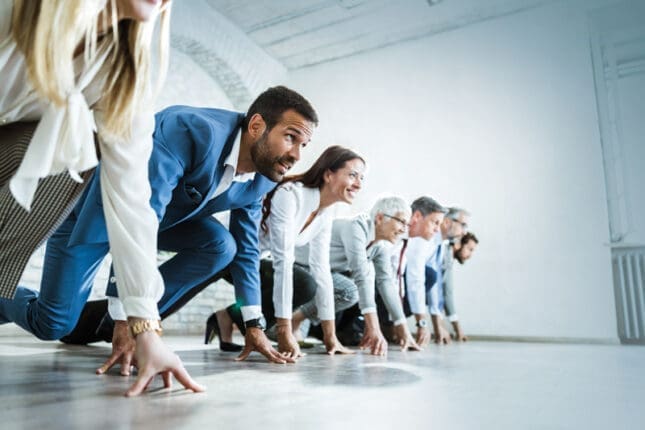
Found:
[370,196,411,221]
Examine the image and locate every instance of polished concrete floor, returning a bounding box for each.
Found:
[1,327,644,430]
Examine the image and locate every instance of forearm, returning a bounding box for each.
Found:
[271,259,295,319]
[415,313,429,324]
[363,312,382,334]
[229,206,263,311]
[451,320,463,336]
[376,279,406,323]
[99,130,163,320]
[431,314,442,337]
[320,319,336,341]
[275,317,293,335]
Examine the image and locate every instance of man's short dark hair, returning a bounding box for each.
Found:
[242,85,318,131]
[461,232,479,245]
[411,196,447,216]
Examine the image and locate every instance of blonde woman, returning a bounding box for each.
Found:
[0,0,203,396]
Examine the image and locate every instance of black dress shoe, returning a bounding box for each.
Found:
[204,312,243,352]
[60,299,114,345]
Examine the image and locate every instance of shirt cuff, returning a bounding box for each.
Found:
[360,306,377,315]
[428,305,442,316]
[409,300,425,315]
[122,297,160,320]
[273,304,291,320]
[241,305,262,322]
[392,317,407,326]
[107,297,127,321]
[448,314,459,322]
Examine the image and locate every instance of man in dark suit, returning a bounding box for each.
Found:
[0,86,318,372]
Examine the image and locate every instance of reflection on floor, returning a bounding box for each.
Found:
[1,329,644,430]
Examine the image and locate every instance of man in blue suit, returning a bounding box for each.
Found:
[0,86,318,372]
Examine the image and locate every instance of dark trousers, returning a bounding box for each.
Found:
[375,266,438,324]
[1,214,236,341]
[105,216,237,319]
[228,259,317,332]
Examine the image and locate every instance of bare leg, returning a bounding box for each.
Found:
[291,309,306,341]
[216,309,235,343]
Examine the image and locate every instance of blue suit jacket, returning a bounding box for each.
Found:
[68,106,277,307]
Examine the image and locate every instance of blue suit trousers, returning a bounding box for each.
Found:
[0,214,236,339]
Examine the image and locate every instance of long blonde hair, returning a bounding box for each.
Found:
[11,0,171,139]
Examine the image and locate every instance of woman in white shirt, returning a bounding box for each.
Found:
[260,145,366,358]
[0,0,202,397]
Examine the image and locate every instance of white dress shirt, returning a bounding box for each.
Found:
[426,234,449,316]
[261,182,336,321]
[211,129,255,199]
[1,1,163,319]
[403,233,442,315]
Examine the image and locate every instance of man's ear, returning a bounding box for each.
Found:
[374,212,384,225]
[247,113,267,139]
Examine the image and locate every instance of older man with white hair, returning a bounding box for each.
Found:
[292,196,421,355]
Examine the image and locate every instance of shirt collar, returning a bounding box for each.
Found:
[224,129,255,182]
[366,216,376,243]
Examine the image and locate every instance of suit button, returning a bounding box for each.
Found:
[109,276,116,284]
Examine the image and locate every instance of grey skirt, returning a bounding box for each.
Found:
[0,121,94,299]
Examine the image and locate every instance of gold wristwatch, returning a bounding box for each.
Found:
[128,319,163,338]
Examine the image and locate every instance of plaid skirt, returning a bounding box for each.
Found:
[0,121,94,298]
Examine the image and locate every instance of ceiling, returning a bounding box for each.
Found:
[204,0,556,69]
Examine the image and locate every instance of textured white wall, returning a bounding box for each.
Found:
[288,1,618,341]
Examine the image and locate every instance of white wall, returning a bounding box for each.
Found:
[616,73,645,245]
[157,50,234,111]
[288,1,618,340]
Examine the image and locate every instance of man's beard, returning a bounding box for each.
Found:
[250,132,296,182]
[454,247,465,264]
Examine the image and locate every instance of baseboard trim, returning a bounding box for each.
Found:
[468,334,621,345]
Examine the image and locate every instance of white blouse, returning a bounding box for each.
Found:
[261,182,336,321]
[0,1,163,319]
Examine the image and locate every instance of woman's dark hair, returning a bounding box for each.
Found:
[261,145,365,232]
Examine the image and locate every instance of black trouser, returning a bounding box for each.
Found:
[227,259,317,333]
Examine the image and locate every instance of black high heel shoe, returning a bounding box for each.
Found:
[204,312,243,352]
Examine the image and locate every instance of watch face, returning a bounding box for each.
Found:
[417,319,428,328]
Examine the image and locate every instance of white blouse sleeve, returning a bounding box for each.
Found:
[307,214,335,321]
[95,109,164,319]
[340,216,375,314]
[268,185,298,319]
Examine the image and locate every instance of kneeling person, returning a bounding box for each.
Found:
[293,197,421,355]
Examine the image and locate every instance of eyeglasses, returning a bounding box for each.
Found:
[452,219,468,230]
[383,214,408,228]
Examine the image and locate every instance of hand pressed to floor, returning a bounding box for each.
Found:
[124,330,205,397]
